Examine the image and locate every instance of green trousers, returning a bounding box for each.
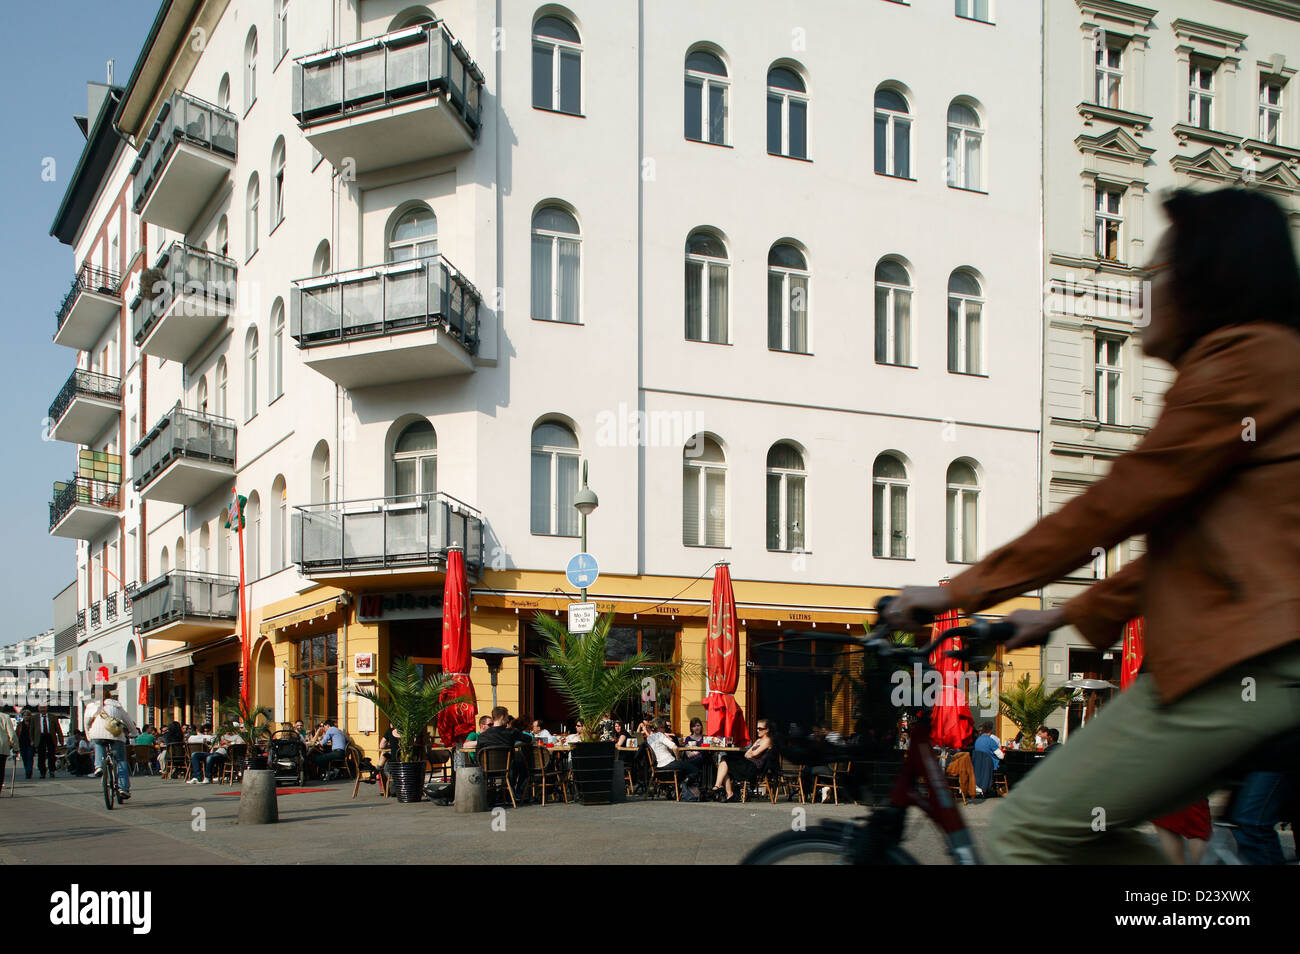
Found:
[984,641,1300,864]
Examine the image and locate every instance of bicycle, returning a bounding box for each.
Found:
[101,745,122,810]
[742,598,1011,865]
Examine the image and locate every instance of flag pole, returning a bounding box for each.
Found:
[234,489,250,710]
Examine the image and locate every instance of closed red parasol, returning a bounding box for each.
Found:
[705,564,749,745]
[436,547,477,746]
[1120,617,1145,690]
[927,580,975,748]
[138,673,149,707]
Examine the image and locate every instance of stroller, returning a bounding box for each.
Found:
[268,730,307,786]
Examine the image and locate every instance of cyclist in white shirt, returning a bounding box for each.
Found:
[85,686,138,801]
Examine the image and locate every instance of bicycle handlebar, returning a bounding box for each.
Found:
[864,596,1017,666]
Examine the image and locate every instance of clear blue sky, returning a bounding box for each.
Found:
[0,1,160,644]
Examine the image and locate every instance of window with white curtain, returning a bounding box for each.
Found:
[766,65,808,159]
[684,50,728,145]
[271,475,287,572]
[215,357,228,417]
[1259,76,1284,143]
[387,206,437,262]
[532,15,581,114]
[216,214,229,258]
[1095,334,1123,424]
[1188,59,1216,129]
[768,243,809,353]
[197,375,209,414]
[244,326,259,420]
[1095,38,1124,108]
[874,259,913,366]
[1095,186,1123,261]
[947,270,984,374]
[271,137,286,226]
[270,299,285,399]
[218,73,231,112]
[685,229,729,343]
[244,28,258,112]
[246,175,260,258]
[766,443,805,551]
[311,441,330,504]
[683,436,727,547]
[872,454,909,558]
[393,420,437,500]
[946,101,983,190]
[531,206,581,323]
[874,87,911,177]
[312,239,331,276]
[946,461,980,563]
[246,491,262,579]
[160,546,169,575]
[531,422,580,536]
[218,523,229,575]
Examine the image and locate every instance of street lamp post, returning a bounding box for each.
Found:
[572,461,599,603]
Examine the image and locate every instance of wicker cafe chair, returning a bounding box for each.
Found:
[810,760,854,805]
[524,745,567,805]
[162,742,188,779]
[220,744,247,784]
[775,754,806,804]
[644,745,682,801]
[182,742,207,781]
[478,745,517,809]
[132,744,157,776]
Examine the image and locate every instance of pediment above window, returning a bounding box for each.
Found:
[1076,126,1156,163]
[1077,102,1153,136]
[1076,0,1156,33]
[1170,18,1247,57]
[1169,146,1241,183]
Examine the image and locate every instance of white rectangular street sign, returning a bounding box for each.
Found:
[567,601,597,635]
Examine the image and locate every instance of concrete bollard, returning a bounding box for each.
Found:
[454,765,487,813]
[237,769,279,825]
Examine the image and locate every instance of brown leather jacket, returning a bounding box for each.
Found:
[948,322,1300,703]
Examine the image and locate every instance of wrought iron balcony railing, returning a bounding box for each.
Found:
[293,491,483,575]
[131,242,238,345]
[131,90,237,215]
[291,254,480,352]
[106,591,119,621]
[56,262,123,336]
[132,570,239,635]
[131,403,237,491]
[49,476,121,531]
[48,369,123,425]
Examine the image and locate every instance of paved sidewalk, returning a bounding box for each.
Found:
[0,773,989,864]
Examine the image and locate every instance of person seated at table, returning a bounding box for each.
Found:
[188,728,244,784]
[973,722,1005,770]
[711,719,777,802]
[305,722,328,750]
[310,720,349,779]
[292,719,308,742]
[369,725,400,784]
[476,707,534,799]
[612,721,631,747]
[563,720,588,744]
[645,718,701,800]
[530,719,553,742]
[135,725,156,746]
[160,722,183,745]
[465,715,492,743]
[188,723,215,746]
[1042,727,1061,754]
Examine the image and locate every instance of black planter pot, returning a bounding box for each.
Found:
[570,741,616,805]
[389,762,426,803]
[243,755,269,772]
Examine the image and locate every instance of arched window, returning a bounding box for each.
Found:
[874,87,911,177]
[766,442,805,551]
[311,440,331,504]
[244,326,259,420]
[215,357,228,417]
[199,524,211,572]
[271,475,287,571]
[274,0,289,62]
[218,522,230,575]
[175,536,186,571]
[271,137,286,225]
[393,420,437,500]
[767,66,808,159]
[683,435,726,547]
[387,205,437,262]
[390,7,435,30]
[245,491,262,579]
[270,299,285,400]
[684,50,728,145]
[872,454,909,558]
[685,229,728,343]
[217,74,231,112]
[530,422,579,536]
[768,242,809,353]
[947,101,984,191]
[874,259,913,366]
[531,205,581,323]
[216,214,229,258]
[196,375,209,414]
[159,546,169,575]
[244,28,258,112]
[532,15,582,114]
[946,461,980,563]
[246,174,260,258]
[947,270,984,374]
[312,239,331,276]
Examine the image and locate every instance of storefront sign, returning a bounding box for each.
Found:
[354,652,375,674]
[357,590,443,622]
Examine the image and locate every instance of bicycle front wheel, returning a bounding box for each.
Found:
[741,828,852,865]
[102,759,114,810]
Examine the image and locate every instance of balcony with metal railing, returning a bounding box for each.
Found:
[48,369,122,445]
[131,404,236,505]
[132,570,238,646]
[290,253,480,388]
[131,241,237,361]
[291,491,483,585]
[49,475,121,540]
[131,90,237,231]
[54,262,123,351]
[291,19,483,174]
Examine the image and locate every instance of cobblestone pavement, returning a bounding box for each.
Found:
[0,773,993,865]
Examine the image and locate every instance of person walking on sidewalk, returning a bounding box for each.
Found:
[0,709,18,793]
[34,704,63,778]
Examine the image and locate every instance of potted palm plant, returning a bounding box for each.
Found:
[530,611,681,805]
[218,696,274,771]
[350,657,467,803]
[998,674,1073,749]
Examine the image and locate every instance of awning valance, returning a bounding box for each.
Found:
[259,598,344,636]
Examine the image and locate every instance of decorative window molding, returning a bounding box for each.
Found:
[1170,19,1247,56]
[1077,102,1153,136]
[1075,126,1156,165]
[1075,0,1156,33]
[1168,145,1243,185]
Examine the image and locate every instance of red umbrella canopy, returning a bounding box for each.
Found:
[437,548,477,746]
[1120,617,1145,691]
[705,564,749,745]
[138,673,149,707]
[927,582,974,749]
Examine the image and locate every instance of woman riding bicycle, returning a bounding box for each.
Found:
[887,187,1300,864]
[85,684,138,802]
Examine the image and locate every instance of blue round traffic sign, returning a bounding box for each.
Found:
[566,553,599,589]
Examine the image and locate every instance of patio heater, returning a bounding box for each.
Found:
[470,647,518,710]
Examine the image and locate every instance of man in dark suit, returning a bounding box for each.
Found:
[34,704,64,778]
[17,707,37,779]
